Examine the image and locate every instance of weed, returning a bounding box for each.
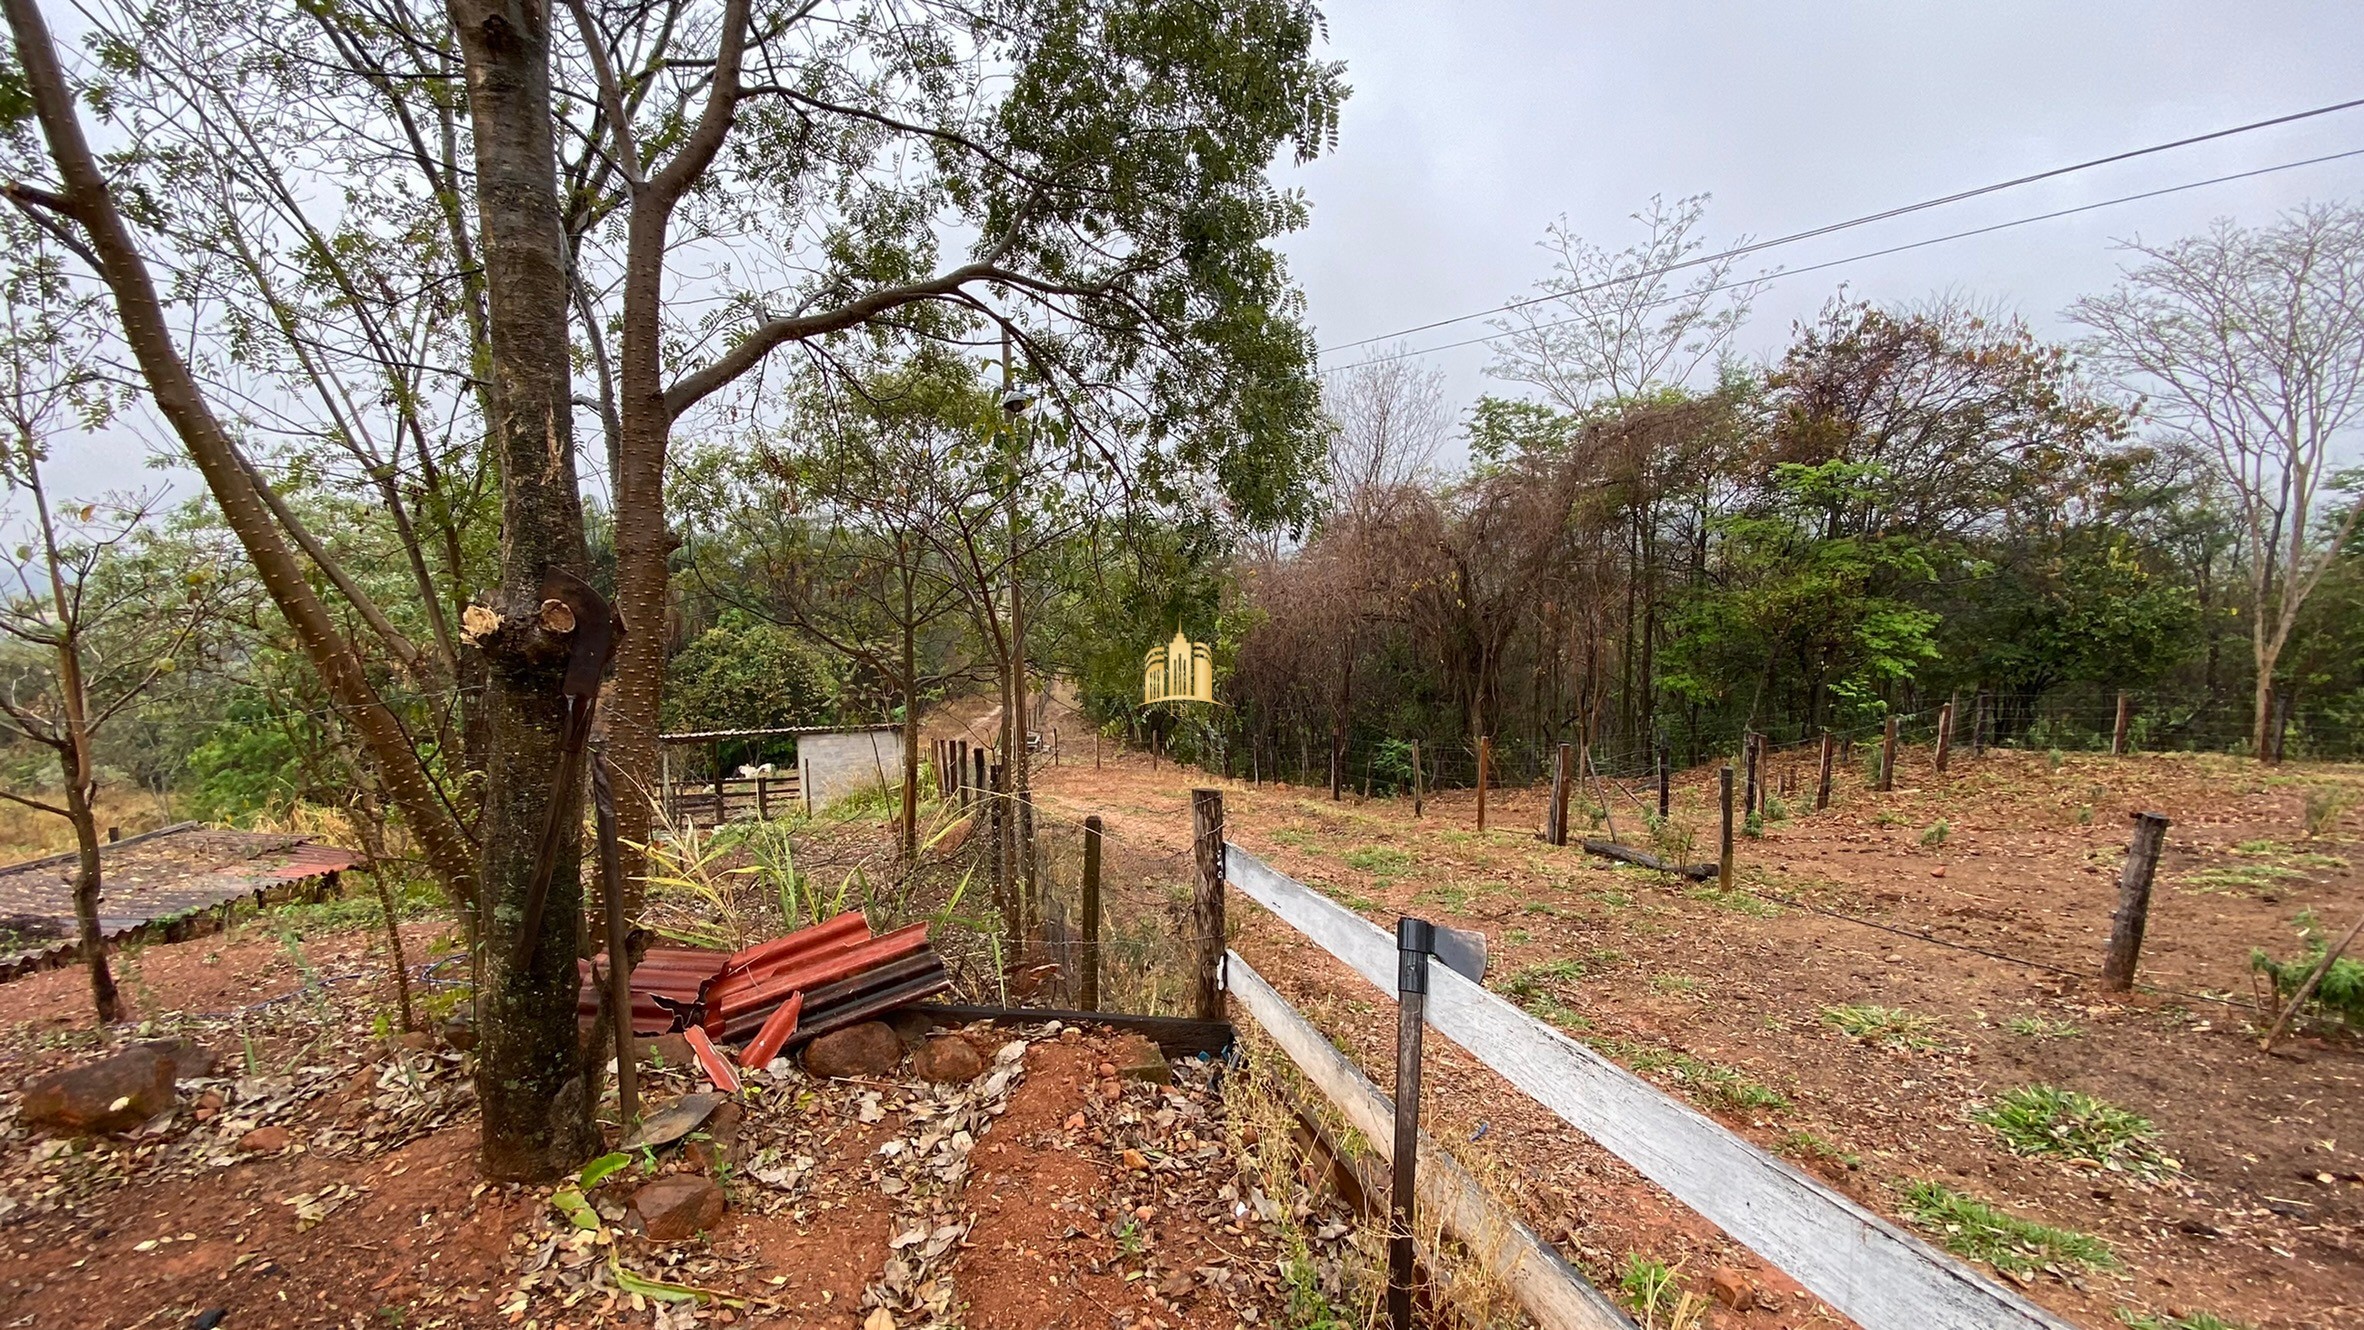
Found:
[2047,748,2064,772]
[2003,1015,2081,1040]
[1650,973,1701,996]
[1113,1217,1145,1256]
[2304,786,2353,837]
[1522,900,1567,917]
[1342,845,1412,876]
[2075,804,2094,825]
[1872,811,1905,829]
[1311,880,1378,913]
[1617,1252,1681,1318]
[1589,889,1631,910]
[1504,958,1588,996]
[1776,1130,1858,1168]
[2180,864,2304,895]
[1921,819,1950,848]
[2251,911,2364,1032]
[1762,795,1789,823]
[1502,959,1591,1028]
[1504,927,1533,945]
[1687,884,1781,917]
[1974,1085,2172,1176]
[1602,1040,1788,1111]
[2117,1310,2247,1330]
[1821,1004,1941,1051]
[1898,1180,2116,1274]
[1742,811,1763,839]
[1267,827,1320,851]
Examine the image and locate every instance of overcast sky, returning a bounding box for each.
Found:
[1282,0,2364,425]
[41,1,2364,505]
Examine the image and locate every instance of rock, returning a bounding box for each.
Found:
[439,1017,478,1052]
[21,1045,175,1135]
[239,1125,293,1153]
[1706,1266,1757,1311]
[910,1034,984,1084]
[887,1009,938,1049]
[1110,1033,1171,1084]
[135,1038,216,1081]
[801,1022,904,1079]
[632,1174,726,1240]
[637,1032,696,1067]
[396,1030,435,1052]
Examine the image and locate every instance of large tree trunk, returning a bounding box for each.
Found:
[450,0,600,1181]
[63,772,118,1024]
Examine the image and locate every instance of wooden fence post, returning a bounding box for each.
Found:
[1657,742,1671,820]
[1972,692,1988,757]
[756,773,770,820]
[1718,765,1735,890]
[2103,811,2171,990]
[1933,702,1954,774]
[1412,740,1424,818]
[1743,732,1760,819]
[2112,693,2132,756]
[1329,730,1342,801]
[1816,731,1835,811]
[1081,814,1103,1012]
[1390,917,1434,1330]
[1190,789,1227,1021]
[1878,716,1899,792]
[1476,737,1491,832]
[1548,743,1573,846]
[973,747,987,808]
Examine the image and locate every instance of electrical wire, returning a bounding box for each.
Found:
[1324,144,2364,374]
[1319,94,2364,358]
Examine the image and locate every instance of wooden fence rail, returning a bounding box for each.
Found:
[1224,843,2073,1330]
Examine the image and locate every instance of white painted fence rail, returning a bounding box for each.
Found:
[1226,843,2074,1330]
[1226,952,1635,1330]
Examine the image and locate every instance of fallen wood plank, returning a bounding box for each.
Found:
[1578,839,1715,880]
[1227,843,2073,1330]
[1226,952,1633,1330]
[904,1003,1234,1057]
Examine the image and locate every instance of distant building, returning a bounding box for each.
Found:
[797,725,906,812]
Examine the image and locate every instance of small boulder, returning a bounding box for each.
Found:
[21,1045,175,1135]
[238,1125,293,1154]
[135,1038,217,1081]
[632,1174,726,1240]
[1706,1266,1757,1312]
[440,1016,479,1052]
[801,1022,904,1079]
[685,1100,745,1173]
[1110,1033,1172,1085]
[636,1032,696,1067]
[910,1034,984,1084]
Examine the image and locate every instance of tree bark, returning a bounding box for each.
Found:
[63,770,118,1023]
[449,0,600,1181]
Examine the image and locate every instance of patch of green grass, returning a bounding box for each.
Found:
[244,877,444,940]
[1776,1130,1858,1168]
[1591,887,1633,910]
[2003,1015,2082,1040]
[1522,899,1567,917]
[2117,1310,2247,1330]
[1974,1085,2172,1176]
[1601,1039,1788,1112]
[1309,879,1378,912]
[1820,1004,1941,1051]
[1616,1252,1682,1319]
[1415,882,1471,912]
[1649,973,1701,996]
[1921,819,1950,848]
[1267,827,1321,851]
[1872,811,1906,828]
[1686,884,1781,917]
[2179,864,2305,894]
[1504,958,1588,996]
[1898,1180,2116,1275]
[1342,844,1413,875]
[1503,927,1533,946]
[2253,910,2364,1033]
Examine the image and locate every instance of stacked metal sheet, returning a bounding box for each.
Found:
[576,911,950,1052]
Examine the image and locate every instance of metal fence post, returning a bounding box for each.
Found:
[1719,765,1736,890]
[1390,916,1435,1330]
[1081,814,1103,1012]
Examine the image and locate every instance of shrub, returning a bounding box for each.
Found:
[2304,786,2353,838]
[1921,819,1950,848]
[2251,911,2364,1033]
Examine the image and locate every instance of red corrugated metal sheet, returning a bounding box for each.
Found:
[253,842,364,881]
[574,913,945,1049]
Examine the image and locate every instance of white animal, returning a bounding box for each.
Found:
[736,762,779,779]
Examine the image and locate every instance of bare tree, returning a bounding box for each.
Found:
[1322,350,1450,519]
[2071,202,2364,756]
[0,226,219,1019]
[1489,193,1767,411]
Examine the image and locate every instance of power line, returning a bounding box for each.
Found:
[1324,143,2364,374]
[1319,95,2364,358]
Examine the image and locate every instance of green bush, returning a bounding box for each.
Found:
[2251,911,2364,1032]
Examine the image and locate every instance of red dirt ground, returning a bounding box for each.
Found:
[1033,743,2364,1330]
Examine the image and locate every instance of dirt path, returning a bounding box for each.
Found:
[1032,744,2364,1330]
